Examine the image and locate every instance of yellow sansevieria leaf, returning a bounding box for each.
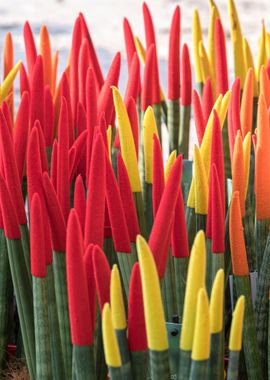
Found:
[187,94,223,208]
[194,145,208,215]
[102,303,122,367]
[243,38,259,96]
[112,86,142,192]
[228,0,246,87]
[229,296,245,351]
[136,235,168,351]
[110,265,126,330]
[107,125,112,163]
[0,60,22,103]
[165,150,177,183]
[199,41,211,84]
[180,231,206,350]
[219,90,232,127]
[207,6,219,96]
[191,288,210,360]
[209,0,220,18]
[192,9,203,84]
[210,270,224,333]
[257,21,266,81]
[143,106,159,184]
[243,132,251,199]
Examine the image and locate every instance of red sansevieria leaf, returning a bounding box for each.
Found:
[67,209,93,345]
[79,38,90,109]
[36,121,48,173]
[70,16,82,126]
[117,153,140,242]
[27,126,43,204]
[211,164,225,253]
[181,43,192,106]
[69,129,87,182]
[0,173,21,239]
[50,139,58,191]
[2,101,13,136]
[215,18,229,96]
[60,72,74,146]
[128,263,147,351]
[30,55,44,130]
[40,25,52,90]
[14,91,30,182]
[57,97,70,222]
[152,134,165,217]
[42,172,66,253]
[142,2,156,48]
[92,244,110,311]
[105,154,130,252]
[44,85,54,147]
[202,77,214,122]
[99,113,109,150]
[192,89,205,146]
[141,44,160,111]
[20,63,30,96]
[149,155,182,278]
[85,133,106,248]
[69,147,76,183]
[84,244,96,333]
[79,12,104,91]
[168,5,181,100]
[74,174,86,234]
[124,53,140,105]
[127,97,139,158]
[30,193,46,278]
[23,21,37,75]
[206,110,225,238]
[86,67,98,183]
[123,18,138,70]
[0,110,27,225]
[97,52,121,125]
[76,102,87,177]
[172,188,189,258]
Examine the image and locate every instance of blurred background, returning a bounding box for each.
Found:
[0,0,269,91]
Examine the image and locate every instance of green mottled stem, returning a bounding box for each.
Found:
[168,99,180,153]
[222,118,231,179]
[186,207,196,251]
[133,191,146,238]
[53,251,72,380]
[73,345,95,380]
[19,224,32,283]
[255,219,270,276]
[33,276,52,380]
[227,350,240,380]
[46,264,65,380]
[46,146,53,170]
[108,366,123,380]
[0,230,11,369]
[205,238,212,295]
[6,238,35,379]
[178,104,191,158]
[103,237,118,268]
[153,103,162,146]
[255,234,270,377]
[136,97,142,133]
[95,310,107,380]
[234,275,263,379]
[144,182,153,238]
[252,97,258,133]
[161,99,168,125]
[243,199,256,271]
[268,297,270,380]
[115,329,132,380]
[211,253,224,283]
[189,359,208,380]
[117,245,137,298]
[181,160,193,210]
[195,213,206,233]
[208,332,222,380]
[174,257,188,320]
[149,349,170,380]
[130,350,148,380]
[178,349,191,380]
[162,250,177,322]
